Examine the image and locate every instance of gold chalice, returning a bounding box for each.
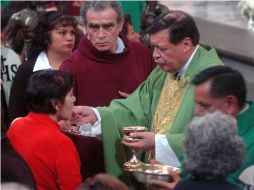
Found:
[123,126,147,172]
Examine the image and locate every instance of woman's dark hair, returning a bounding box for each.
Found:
[28,11,78,60]
[25,70,74,114]
[3,19,31,55]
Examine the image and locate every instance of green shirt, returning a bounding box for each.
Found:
[227,101,254,189]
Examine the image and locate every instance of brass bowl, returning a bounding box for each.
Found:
[133,164,180,185]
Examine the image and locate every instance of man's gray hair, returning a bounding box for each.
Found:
[184,111,244,177]
[80,1,124,25]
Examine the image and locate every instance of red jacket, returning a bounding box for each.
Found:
[7,112,82,190]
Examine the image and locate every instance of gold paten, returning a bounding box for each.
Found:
[134,163,181,185]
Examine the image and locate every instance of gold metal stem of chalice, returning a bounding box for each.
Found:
[123,126,147,172]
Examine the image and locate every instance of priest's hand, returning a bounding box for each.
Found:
[148,172,181,190]
[122,131,155,151]
[72,106,98,125]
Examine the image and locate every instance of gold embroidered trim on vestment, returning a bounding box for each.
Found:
[147,73,190,161]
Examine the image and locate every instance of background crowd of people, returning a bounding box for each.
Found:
[1,1,253,190]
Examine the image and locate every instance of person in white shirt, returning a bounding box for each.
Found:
[9,11,77,124]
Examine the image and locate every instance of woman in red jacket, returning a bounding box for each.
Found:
[7,70,82,190]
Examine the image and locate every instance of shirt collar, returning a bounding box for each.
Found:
[33,51,52,72]
[177,45,199,77]
[115,37,125,53]
[238,103,250,115]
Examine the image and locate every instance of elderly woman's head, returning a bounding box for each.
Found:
[183,111,244,178]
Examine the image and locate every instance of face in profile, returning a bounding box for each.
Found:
[150,29,190,73]
[85,7,123,53]
[48,25,76,55]
[194,80,229,116]
[56,88,76,121]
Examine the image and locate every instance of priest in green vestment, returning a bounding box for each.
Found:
[73,10,223,188]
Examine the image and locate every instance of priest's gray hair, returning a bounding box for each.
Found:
[184,111,244,177]
[80,1,124,25]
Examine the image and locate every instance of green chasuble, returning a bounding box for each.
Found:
[227,101,254,189]
[97,45,223,188]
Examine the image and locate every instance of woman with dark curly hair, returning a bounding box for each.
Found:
[9,11,78,125]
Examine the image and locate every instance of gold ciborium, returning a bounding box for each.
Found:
[122,126,147,172]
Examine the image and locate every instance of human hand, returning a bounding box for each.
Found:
[149,172,181,190]
[58,120,72,131]
[122,131,155,151]
[118,90,130,98]
[72,106,98,125]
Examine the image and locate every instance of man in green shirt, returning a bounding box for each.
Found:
[193,66,254,190]
[73,10,222,188]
